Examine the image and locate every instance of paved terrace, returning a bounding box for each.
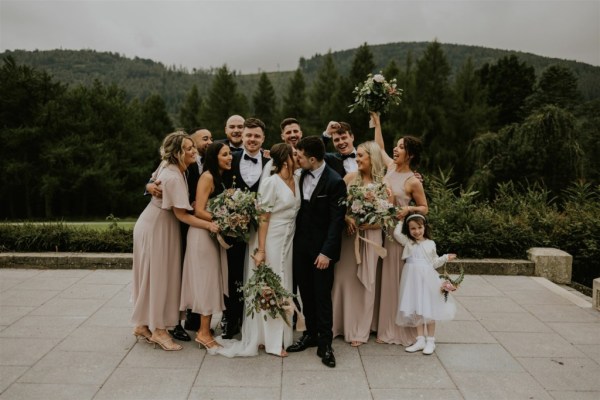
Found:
[0,265,599,399]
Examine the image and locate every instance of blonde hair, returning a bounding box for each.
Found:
[352,141,386,186]
[160,131,191,170]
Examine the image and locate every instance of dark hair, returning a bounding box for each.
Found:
[244,117,266,132]
[296,136,325,161]
[333,121,353,136]
[280,117,300,132]
[401,212,432,241]
[190,127,208,134]
[269,143,294,174]
[203,142,227,195]
[400,135,423,167]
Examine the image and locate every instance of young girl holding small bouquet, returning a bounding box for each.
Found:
[393,213,457,355]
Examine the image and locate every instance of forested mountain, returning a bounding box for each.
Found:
[3,42,599,118]
[2,41,599,220]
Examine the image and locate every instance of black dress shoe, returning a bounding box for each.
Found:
[286,334,317,352]
[169,324,191,342]
[221,321,240,339]
[317,344,336,368]
[184,310,200,331]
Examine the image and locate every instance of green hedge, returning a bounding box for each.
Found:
[426,175,600,287]
[0,222,132,253]
[1,179,598,287]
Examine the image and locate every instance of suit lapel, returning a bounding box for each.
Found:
[310,166,329,204]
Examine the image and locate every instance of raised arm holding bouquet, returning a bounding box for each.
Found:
[349,72,402,127]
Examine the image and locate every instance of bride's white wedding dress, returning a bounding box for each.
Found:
[215,172,301,357]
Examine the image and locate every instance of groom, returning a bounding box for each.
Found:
[287,136,346,368]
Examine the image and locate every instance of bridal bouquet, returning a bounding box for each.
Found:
[348,72,402,114]
[439,266,465,302]
[207,185,267,243]
[340,182,398,233]
[241,256,296,326]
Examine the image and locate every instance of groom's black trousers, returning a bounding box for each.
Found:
[294,250,335,347]
[223,239,246,328]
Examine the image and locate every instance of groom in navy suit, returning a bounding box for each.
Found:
[287,136,347,368]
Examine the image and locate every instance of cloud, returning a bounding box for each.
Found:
[1,0,598,73]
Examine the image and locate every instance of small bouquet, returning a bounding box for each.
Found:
[340,182,397,233]
[207,185,267,244]
[348,72,402,115]
[439,266,465,302]
[240,255,296,326]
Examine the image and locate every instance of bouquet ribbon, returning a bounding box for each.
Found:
[216,233,232,250]
[354,231,387,291]
[220,246,229,297]
[281,297,306,331]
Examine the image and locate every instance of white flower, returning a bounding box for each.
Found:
[373,74,385,83]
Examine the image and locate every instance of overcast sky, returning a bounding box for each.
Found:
[1,0,598,73]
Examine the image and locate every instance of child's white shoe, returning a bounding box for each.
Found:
[405,336,426,353]
[423,337,436,355]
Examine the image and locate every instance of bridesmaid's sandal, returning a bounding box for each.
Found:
[350,341,364,347]
[280,348,288,357]
[375,338,386,344]
[132,327,152,343]
[195,336,221,350]
[150,335,183,351]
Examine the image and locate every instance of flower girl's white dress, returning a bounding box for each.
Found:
[394,227,456,326]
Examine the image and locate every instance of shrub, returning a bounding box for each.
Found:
[0,222,133,253]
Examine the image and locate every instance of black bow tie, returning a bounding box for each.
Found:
[244,154,258,164]
[304,170,314,178]
[341,153,356,160]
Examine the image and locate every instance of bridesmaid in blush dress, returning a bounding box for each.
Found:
[131,132,219,351]
[370,112,428,346]
[332,141,388,347]
[180,142,233,352]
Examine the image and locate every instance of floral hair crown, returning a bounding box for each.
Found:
[405,213,426,224]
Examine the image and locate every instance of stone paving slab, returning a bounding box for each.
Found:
[0,269,598,400]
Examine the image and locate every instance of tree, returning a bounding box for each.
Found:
[470,105,583,197]
[479,55,535,129]
[308,51,339,133]
[453,57,493,183]
[282,68,308,121]
[411,40,454,173]
[178,84,202,130]
[345,43,376,143]
[201,65,246,134]
[526,65,581,112]
[142,93,173,139]
[252,72,277,141]
[0,56,66,218]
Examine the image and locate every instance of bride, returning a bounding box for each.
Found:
[216,143,301,357]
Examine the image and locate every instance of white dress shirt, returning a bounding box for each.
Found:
[240,150,262,188]
[302,161,326,200]
[343,150,358,173]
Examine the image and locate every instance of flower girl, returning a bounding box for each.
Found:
[393,213,456,355]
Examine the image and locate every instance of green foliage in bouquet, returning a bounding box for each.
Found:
[207,185,267,242]
[348,72,402,114]
[240,256,296,326]
[439,265,465,302]
[339,182,397,233]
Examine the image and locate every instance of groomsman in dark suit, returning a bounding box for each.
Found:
[287,136,347,368]
[215,115,245,153]
[220,117,270,339]
[321,121,358,178]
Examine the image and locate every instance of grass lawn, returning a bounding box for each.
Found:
[2,220,136,230]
